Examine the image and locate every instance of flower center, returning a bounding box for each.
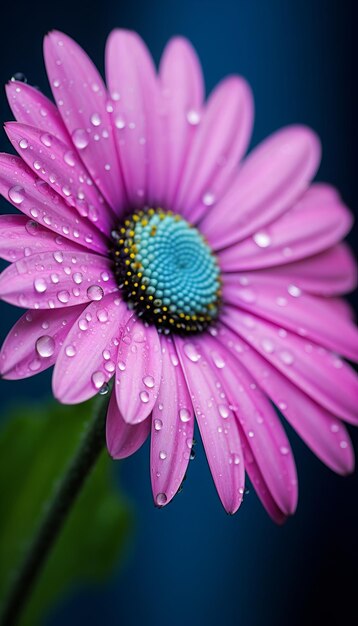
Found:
[110,208,221,334]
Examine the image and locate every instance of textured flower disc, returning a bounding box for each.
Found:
[110,208,221,334]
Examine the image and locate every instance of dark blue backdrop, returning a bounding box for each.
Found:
[0,1,357,625]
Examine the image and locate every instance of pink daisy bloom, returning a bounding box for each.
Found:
[0,29,357,522]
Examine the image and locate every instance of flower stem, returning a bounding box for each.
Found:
[0,391,110,626]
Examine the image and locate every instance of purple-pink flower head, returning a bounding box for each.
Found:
[0,29,357,520]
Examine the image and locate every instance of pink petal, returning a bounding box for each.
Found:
[6,81,69,142]
[0,305,85,379]
[106,391,150,459]
[223,306,358,426]
[223,275,358,361]
[5,123,114,237]
[175,76,253,222]
[200,126,321,249]
[217,324,355,475]
[44,30,125,212]
[175,335,245,514]
[218,184,352,270]
[52,293,126,403]
[150,335,194,507]
[0,249,116,309]
[0,154,107,254]
[201,335,298,515]
[115,317,162,424]
[0,214,83,262]
[105,29,165,206]
[242,444,287,524]
[244,244,357,296]
[159,36,204,209]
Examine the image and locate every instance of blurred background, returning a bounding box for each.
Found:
[0,1,357,624]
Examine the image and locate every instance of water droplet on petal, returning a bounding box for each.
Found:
[35,335,55,358]
[139,390,150,403]
[92,370,106,389]
[288,284,301,297]
[72,128,89,150]
[87,285,104,301]
[159,450,167,460]
[186,109,201,125]
[8,185,25,204]
[34,278,47,293]
[143,375,154,388]
[253,231,271,248]
[154,418,163,431]
[57,290,70,303]
[183,343,201,362]
[19,138,28,149]
[65,345,76,357]
[179,408,191,423]
[156,492,167,506]
[90,113,101,126]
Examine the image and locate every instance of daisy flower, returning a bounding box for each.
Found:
[0,29,357,521]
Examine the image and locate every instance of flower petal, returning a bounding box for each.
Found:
[53,293,126,403]
[44,30,125,212]
[159,36,204,209]
[0,249,116,309]
[175,335,245,514]
[105,29,165,206]
[5,122,114,236]
[223,306,358,426]
[0,306,85,379]
[115,317,162,424]
[6,81,69,142]
[218,184,352,270]
[0,154,107,253]
[223,275,358,361]
[175,76,253,222]
[218,324,355,475]
[244,245,357,296]
[200,125,321,249]
[150,335,194,507]
[201,335,298,515]
[106,391,150,459]
[0,214,81,262]
[242,446,287,524]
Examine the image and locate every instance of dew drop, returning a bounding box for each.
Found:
[288,284,301,297]
[156,492,167,506]
[183,343,201,362]
[34,278,47,293]
[118,361,126,371]
[57,290,70,303]
[253,231,271,248]
[87,285,104,301]
[279,446,290,455]
[72,128,89,150]
[159,450,167,460]
[96,309,108,323]
[211,351,225,369]
[218,404,230,419]
[186,109,201,125]
[19,138,28,149]
[143,375,155,388]
[73,272,83,285]
[154,418,163,431]
[35,335,55,358]
[90,113,101,127]
[53,251,64,264]
[65,345,76,357]
[179,408,191,423]
[64,150,76,167]
[202,191,216,206]
[279,351,294,365]
[91,370,106,389]
[8,185,25,204]
[139,390,150,403]
[40,133,52,147]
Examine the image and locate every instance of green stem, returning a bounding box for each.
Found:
[0,391,110,626]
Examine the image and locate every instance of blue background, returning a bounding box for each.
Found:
[0,1,357,624]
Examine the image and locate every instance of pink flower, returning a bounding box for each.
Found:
[0,29,357,521]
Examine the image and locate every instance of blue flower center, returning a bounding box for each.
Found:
[111,208,221,334]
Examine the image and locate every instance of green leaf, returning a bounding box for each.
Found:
[0,398,132,626]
